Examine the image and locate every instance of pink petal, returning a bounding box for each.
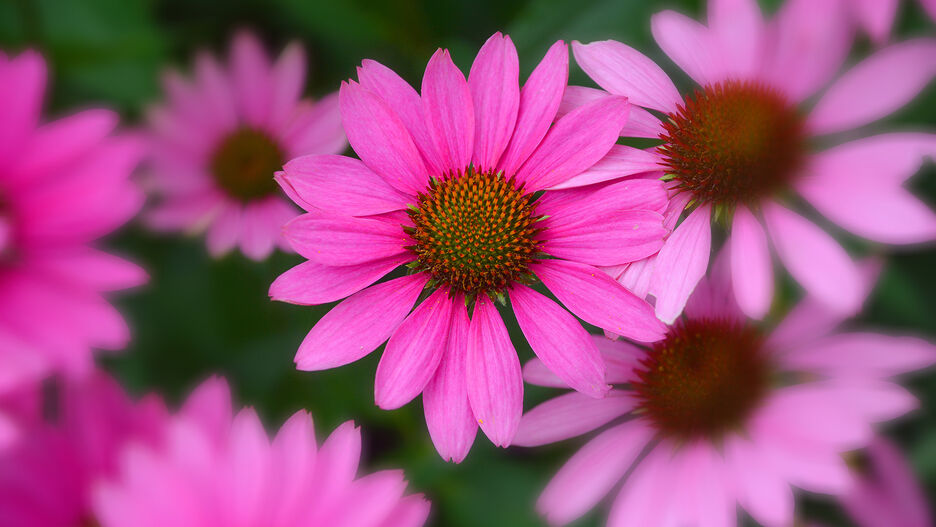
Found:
[571,40,681,113]
[651,10,724,86]
[466,295,522,447]
[282,214,408,266]
[607,444,677,527]
[523,334,644,388]
[542,209,666,266]
[0,51,45,162]
[269,255,408,305]
[239,202,277,260]
[375,288,454,410]
[468,32,520,172]
[358,59,444,175]
[516,95,631,191]
[278,154,409,215]
[724,436,794,527]
[537,421,652,526]
[193,51,238,131]
[338,81,428,195]
[268,42,306,129]
[180,376,233,442]
[294,274,427,371]
[557,86,663,138]
[497,40,568,177]
[379,495,432,527]
[510,284,608,398]
[550,145,665,189]
[206,204,242,257]
[614,254,656,300]
[763,202,862,314]
[730,206,773,319]
[534,259,667,343]
[230,31,273,127]
[281,93,347,157]
[538,175,668,219]
[650,204,712,324]
[421,49,474,174]
[36,248,147,292]
[423,297,476,463]
[809,37,936,135]
[707,0,765,79]
[778,333,936,379]
[851,0,899,43]
[514,390,634,447]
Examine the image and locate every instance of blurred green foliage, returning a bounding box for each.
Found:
[1,0,934,525]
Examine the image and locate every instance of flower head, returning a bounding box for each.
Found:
[566,0,936,322]
[271,32,670,461]
[145,31,346,260]
[517,256,936,527]
[0,50,146,395]
[94,377,429,527]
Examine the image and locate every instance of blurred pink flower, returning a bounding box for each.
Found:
[271,32,669,460]
[849,0,936,44]
[517,256,936,527]
[0,371,166,527]
[94,377,430,527]
[0,50,146,396]
[567,0,936,323]
[145,31,346,260]
[839,437,933,527]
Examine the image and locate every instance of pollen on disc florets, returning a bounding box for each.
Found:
[210,127,284,201]
[632,317,770,440]
[405,169,544,296]
[659,80,806,209]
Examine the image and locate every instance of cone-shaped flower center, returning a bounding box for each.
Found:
[660,80,805,208]
[406,169,543,296]
[210,127,283,201]
[633,317,769,440]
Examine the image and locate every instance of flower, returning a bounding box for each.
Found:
[516,255,936,527]
[145,31,346,260]
[94,377,430,527]
[837,437,933,527]
[566,0,936,323]
[271,32,670,460]
[0,50,146,396]
[849,0,936,44]
[0,371,166,527]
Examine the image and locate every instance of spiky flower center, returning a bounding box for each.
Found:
[210,127,283,201]
[660,80,805,208]
[633,317,769,440]
[406,169,543,296]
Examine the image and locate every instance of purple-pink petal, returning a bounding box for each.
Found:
[650,204,712,324]
[514,390,634,447]
[269,255,409,306]
[279,154,409,216]
[730,206,773,319]
[282,214,408,266]
[571,40,681,113]
[421,49,475,174]
[468,32,519,172]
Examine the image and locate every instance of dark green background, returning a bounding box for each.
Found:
[2,0,934,525]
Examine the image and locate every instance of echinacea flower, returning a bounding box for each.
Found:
[565,0,936,322]
[849,0,936,44]
[516,256,936,527]
[0,371,165,527]
[94,377,430,527]
[271,32,670,460]
[0,50,146,393]
[145,31,346,260]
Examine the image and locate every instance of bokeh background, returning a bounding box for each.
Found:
[1,0,934,525]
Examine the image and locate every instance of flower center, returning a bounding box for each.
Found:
[210,127,283,201]
[659,80,805,208]
[405,169,543,296]
[632,317,769,440]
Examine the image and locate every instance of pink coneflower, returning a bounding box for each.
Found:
[0,50,145,392]
[271,32,670,460]
[145,31,346,260]
[849,0,936,44]
[0,371,165,527]
[565,0,936,322]
[516,257,936,527]
[94,377,430,527]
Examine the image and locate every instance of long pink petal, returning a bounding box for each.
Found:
[466,295,522,447]
[550,145,665,189]
[375,288,454,409]
[523,334,644,388]
[708,0,764,78]
[269,255,408,305]
[268,42,306,129]
[851,0,899,43]
[510,284,608,398]
[651,10,724,86]
[538,177,668,223]
[468,32,519,172]
[514,390,634,447]
[239,201,277,261]
[730,206,773,319]
[809,39,936,135]
[572,40,681,113]
[539,421,652,526]
[763,202,862,314]
[650,204,712,324]
[294,274,427,371]
[542,210,666,266]
[534,259,667,342]
[230,31,273,127]
[278,154,409,215]
[282,214,408,265]
[557,86,663,138]
[423,297,477,463]
[422,49,474,174]
[516,95,631,191]
[0,51,45,163]
[778,333,936,379]
[607,444,677,527]
[339,81,428,195]
[281,93,347,157]
[497,40,568,177]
